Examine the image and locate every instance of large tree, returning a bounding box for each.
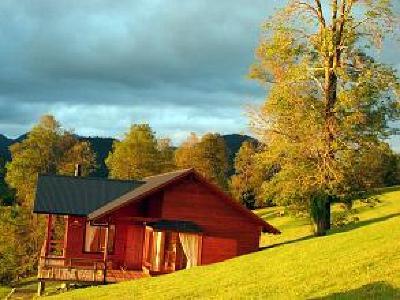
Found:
[157,138,177,173]
[249,1,399,235]
[6,115,96,207]
[106,124,173,180]
[229,141,265,209]
[2,115,96,282]
[0,157,14,206]
[175,132,229,189]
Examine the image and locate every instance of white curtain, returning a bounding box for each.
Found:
[84,223,96,252]
[153,231,164,270]
[179,233,199,269]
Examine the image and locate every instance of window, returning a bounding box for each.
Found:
[84,223,115,253]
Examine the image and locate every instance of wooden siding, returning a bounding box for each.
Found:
[106,192,164,221]
[63,216,144,270]
[201,236,237,265]
[124,225,145,269]
[162,178,262,263]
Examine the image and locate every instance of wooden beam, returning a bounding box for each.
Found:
[118,217,161,223]
[103,223,110,283]
[45,214,53,256]
[37,281,45,296]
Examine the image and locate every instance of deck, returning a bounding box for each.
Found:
[38,256,149,283]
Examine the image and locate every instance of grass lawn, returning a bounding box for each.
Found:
[46,187,400,299]
[0,285,12,299]
[0,277,70,299]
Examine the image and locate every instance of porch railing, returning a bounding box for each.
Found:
[48,240,64,256]
[38,256,148,283]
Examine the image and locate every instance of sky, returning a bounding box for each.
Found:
[0,0,399,146]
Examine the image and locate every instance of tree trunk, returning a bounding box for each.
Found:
[311,195,331,236]
[314,218,326,236]
[321,55,337,237]
[324,196,331,231]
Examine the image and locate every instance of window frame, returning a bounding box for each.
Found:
[82,222,116,254]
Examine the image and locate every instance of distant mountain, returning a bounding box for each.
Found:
[0,133,257,177]
[222,134,257,175]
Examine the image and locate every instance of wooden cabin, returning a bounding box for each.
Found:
[33,168,279,291]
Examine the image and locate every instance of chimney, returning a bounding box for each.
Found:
[74,164,82,177]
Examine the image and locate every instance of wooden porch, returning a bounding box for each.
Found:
[38,214,202,285]
[38,256,149,283]
[38,215,149,284]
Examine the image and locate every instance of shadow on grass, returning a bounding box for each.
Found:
[260,234,315,250]
[329,212,400,235]
[11,279,38,288]
[370,185,400,195]
[311,281,400,299]
[261,212,400,250]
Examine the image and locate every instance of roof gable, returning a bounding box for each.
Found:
[34,175,142,216]
[88,169,280,234]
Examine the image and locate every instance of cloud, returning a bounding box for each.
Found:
[0,0,274,141]
[0,0,398,147]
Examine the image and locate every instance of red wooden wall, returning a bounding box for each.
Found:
[63,216,144,270]
[201,236,238,264]
[161,178,262,264]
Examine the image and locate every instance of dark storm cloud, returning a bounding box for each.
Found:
[0,0,398,145]
[0,0,269,101]
[0,0,276,140]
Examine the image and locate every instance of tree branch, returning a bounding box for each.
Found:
[294,1,320,18]
[314,0,326,28]
[310,74,325,93]
[334,0,347,69]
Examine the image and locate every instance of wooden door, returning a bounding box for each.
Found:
[124,225,144,270]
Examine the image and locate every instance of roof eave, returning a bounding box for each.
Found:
[262,224,281,235]
[33,210,87,217]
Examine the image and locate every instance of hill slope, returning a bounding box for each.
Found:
[48,188,400,299]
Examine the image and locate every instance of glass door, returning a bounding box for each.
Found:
[142,227,201,273]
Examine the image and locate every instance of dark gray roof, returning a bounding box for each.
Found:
[88,169,193,220]
[147,220,202,233]
[34,175,143,216]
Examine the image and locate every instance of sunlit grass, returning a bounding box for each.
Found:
[0,285,11,299]
[47,187,400,299]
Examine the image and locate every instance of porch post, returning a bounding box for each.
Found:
[103,224,110,283]
[45,214,53,256]
[37,280,45,296]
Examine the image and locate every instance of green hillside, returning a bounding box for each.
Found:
[46,187,400,299]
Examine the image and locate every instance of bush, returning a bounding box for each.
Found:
[0,206,45,283]
[360,196,381,207]
[332,209,360,228]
